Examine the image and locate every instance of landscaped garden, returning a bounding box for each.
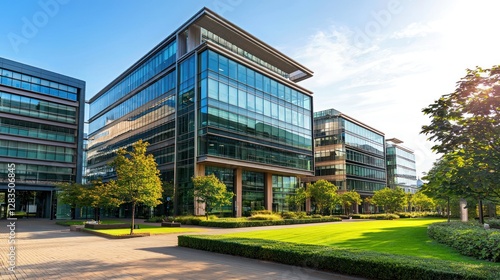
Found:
[56,219,205,238]
[82,224,205,237]
[179,218,500,280]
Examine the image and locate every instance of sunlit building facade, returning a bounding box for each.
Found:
[306,108,386,213]
[87,8,314,216]
[0,57,85,219]
[386,138,418,193]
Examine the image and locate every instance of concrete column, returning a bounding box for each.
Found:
[460,198,468,222]
[196,164,205,177]
[234,168,242,217]
[264,173,273,212]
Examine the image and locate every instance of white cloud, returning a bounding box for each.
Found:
[390,21,440,39]
[292,1,500,174]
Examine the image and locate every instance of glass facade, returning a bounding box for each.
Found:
[0,163,74,184]
[176,55,196,214]
[242,171,264,213]
[89,40,177,118]
[386,143,417,192]
[0,68,78,101]
[87,9,314,216]
[272,175,298,212]
[0,57,84,219]
[197,50,313,171]
[0,91,77,124]
[312,109,387,194]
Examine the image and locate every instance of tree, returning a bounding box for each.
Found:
[110,140,163,234]
[410,191,435,212]
[422,65,500,223]
[340,191,362,215]
[86,180,123,221]
[306,180,340,214]
[57,182,88,219]
[192,174,234,220]
[371,187,407,213]
[286,186,307,212]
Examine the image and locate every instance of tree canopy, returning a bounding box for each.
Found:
[307,179,339,214]
[410,191,435,212]
[371,187,407,213]
[421,65,500,204]
[57,182,87,219]
[286,186,307,212]
[340,190,362,215]
[192,174,234,220]
[110,140,163,234]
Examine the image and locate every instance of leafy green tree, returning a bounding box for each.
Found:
[306,179,340,214]
[340,190,362,215]
[371,187,407,213]
[86,180,123,221]
[192,174,234,220]
[286,186,307,212]
[110,140,163,234]
[57,182,88,219]
[422,65,500,223]
[410,191,435,212]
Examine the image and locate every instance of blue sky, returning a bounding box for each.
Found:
[2,0,500,174]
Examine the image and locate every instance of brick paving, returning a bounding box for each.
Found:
[0,219,365,280]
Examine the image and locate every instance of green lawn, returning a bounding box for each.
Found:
[84,224,205,236]
[224,218,497,264]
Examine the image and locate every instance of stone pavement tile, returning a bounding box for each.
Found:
[0,219,365,280]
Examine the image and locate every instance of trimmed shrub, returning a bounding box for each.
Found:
[350,214,400,220]
[178,235,500,280]
[249,210,273,215]
[198,216,341,228]
[486,218,500,228]
[311,214,322,218]
[172,215,218,225]
[397,212,442,218]
[145,215,165,223]
[375,214,400,220]
[248,214,283,221]
[281,212,297,219]
[428,221,500,262]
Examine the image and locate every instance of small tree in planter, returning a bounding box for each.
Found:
[110,140,163,234]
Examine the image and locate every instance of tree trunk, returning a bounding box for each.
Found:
[447,197,451,223]
[130,202,136,235]
[478,199,484,224]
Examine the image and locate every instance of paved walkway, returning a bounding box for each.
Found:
[0,219,366,280]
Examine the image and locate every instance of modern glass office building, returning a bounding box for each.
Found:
[87,8,314,216]
[0,57,85,219]
[386,138,418,193]
[306,108,386,213]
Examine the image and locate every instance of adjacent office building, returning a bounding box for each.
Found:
[386,138,418,193]
[305,108,386,213]
[0,57,86,219]
[87,8,314,216]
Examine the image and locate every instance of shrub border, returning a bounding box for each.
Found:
[178,235,500,280]
[428,222,500,262]
[198,217,341,228]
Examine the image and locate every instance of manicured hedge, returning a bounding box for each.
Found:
[178,235,500,280]
[428,221,500,262]
[198,217,341,228]
[397,212,441,218]
[350,214,400,220]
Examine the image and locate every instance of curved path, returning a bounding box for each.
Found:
[0,219,366,280]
